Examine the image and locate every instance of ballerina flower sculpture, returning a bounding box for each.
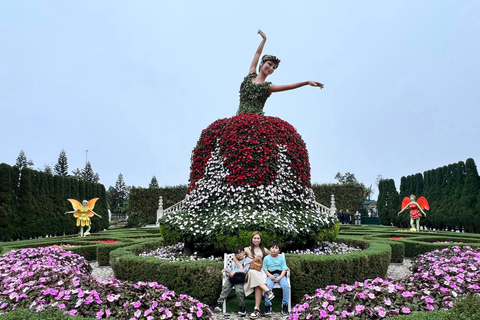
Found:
[65,198,102,237]
[398,195,429,232]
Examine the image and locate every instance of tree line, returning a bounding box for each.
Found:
[0,163,109,242]
[377,158,480,232]
[14,149,100,182]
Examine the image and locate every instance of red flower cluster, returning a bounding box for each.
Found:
[188,113,311,193]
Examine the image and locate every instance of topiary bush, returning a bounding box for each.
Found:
[110,236,390,305]
[160,113,337,251]
[109,239,222,306]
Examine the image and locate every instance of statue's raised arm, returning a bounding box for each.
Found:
[237,30,324,115]
[249,30,267,74]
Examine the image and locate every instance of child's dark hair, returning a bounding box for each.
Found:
[270,242,282,251]
[233,246,245,254]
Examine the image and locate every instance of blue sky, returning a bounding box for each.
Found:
[2,1,479,200]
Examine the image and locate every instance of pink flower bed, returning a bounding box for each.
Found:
[0,247,212,319]
[290,246,480,319]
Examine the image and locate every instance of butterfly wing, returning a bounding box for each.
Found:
[417,197,430,210]
[86,198,99,211]
[401,197,411,210]
[68,199,83,211]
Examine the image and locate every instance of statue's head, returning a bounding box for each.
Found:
[82,200,88,206]
[259,55,280,73]
[409,194,416,201]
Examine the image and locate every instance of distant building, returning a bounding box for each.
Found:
[361,200,377,217]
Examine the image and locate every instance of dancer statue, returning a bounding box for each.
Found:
[65,198,102,237]
[237,30,323,115]
[160,30,336,251]
[398,195,429,232]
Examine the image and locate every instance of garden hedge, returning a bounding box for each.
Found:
[287,236,391,303]
[0,308,97,320]
[109,238,223,306]
[109,235,391,306]
[386,295,480,319]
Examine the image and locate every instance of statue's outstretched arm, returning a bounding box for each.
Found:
[91,210,102,218]
[412,201,427,216]
[398,205,409,215]
[269,81,324,93]
[65,210,76,215]
[249,30,267,74]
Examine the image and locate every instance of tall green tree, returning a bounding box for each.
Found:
[54,149,69,176]
[82,161,100,183]
[107,174,129,212]
[72,161,100,183]
[15,150,34,170]
[334,172,358,184]
[377,179,399,226]
[459,158,480,232]
[149,175,159,189]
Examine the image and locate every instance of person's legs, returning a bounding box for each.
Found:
[233,283,245,308]
[264,277,275,306]
[254,286,262,308]
[218,281,233,304]
[278,276,290,306]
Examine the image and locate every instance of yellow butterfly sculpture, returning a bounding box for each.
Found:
[65,198,102,237]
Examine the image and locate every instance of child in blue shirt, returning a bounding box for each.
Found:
[214,246,248,316]
[262,242,289,315]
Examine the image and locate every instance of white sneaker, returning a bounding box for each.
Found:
[249,308,260,319]
[265,290,275,300]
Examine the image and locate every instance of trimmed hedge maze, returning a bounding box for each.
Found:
[3,225,480,318]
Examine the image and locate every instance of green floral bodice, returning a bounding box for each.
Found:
[236,73,272,115]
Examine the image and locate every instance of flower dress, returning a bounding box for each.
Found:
[244,248,268,297]
[408,204,422,220]
[236,73,272,115]
[159,71,337,250]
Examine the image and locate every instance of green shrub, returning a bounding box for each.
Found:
[288,237,391,303]
[387,295,480,319]
[160,224,182,244]
[109,239,222,306]
[96,241,134,266]
[0,308,97,320]
[109,235,390,305]
[126,211,146,228]
[315,222,340,242]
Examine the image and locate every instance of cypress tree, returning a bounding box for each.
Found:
[377,179,388,225]
[432,167,446,230]
[459,158,480,232]
[0,164,17,241]
[453,161,466,230]
[414,173,424,196]
[17,168,36,239]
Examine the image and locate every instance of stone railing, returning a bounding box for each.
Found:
[156,194,337,226]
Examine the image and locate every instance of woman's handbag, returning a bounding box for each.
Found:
[250,256,263,272]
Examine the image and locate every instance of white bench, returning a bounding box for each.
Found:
[222,252,291,313]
